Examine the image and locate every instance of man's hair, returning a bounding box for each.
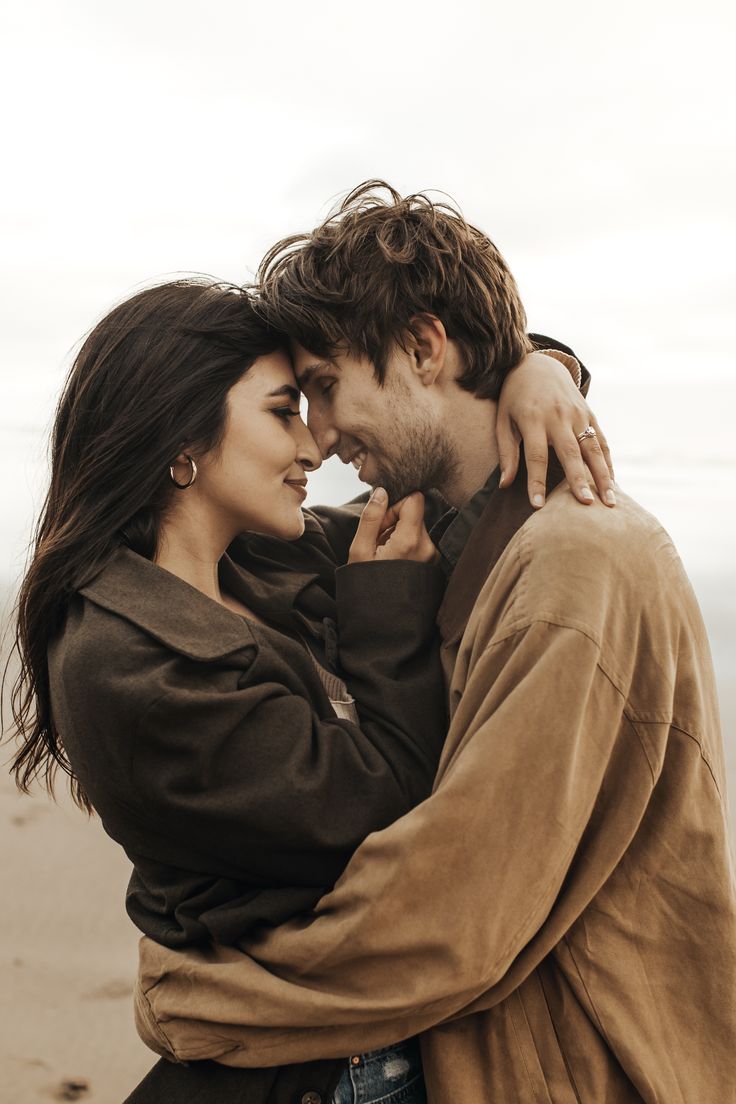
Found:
[256,180,532,400]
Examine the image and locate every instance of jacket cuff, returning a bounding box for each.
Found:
[539,347,583,390]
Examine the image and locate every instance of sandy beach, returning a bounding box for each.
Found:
[2,572,734,1104]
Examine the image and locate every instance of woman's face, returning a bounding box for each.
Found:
[183,351,322,542]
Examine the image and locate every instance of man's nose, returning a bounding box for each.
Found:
[307,406,340,461]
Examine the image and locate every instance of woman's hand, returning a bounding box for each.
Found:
[349,489,438,565]
[497,351,615,508]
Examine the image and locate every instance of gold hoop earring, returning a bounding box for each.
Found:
[169,455,197,489]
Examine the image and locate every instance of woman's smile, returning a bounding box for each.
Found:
[284,478,308,502]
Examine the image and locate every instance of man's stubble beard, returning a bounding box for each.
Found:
[369,412,459,504]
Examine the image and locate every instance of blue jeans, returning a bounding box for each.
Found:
[330,1038,426,1104]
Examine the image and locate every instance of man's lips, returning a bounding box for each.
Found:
[340,448,367,471]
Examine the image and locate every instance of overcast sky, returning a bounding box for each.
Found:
[1,0,735,585]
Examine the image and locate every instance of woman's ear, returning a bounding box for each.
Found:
[406,314,447,387]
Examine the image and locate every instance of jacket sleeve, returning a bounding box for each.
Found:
[135,616,653,1066]
[127,560,447,890]
[528,333,589,395]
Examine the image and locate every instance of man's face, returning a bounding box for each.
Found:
[292,341,457,502]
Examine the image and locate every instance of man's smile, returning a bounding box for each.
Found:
[338,445,369,473]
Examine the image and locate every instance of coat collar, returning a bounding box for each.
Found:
[437,453,565,647]
[79,545,318,662]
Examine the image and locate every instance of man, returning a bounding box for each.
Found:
[135,184,736,1102]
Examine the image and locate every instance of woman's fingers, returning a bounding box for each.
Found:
[350,491,437,564]
[519,411,617,509]
[577,422,616,506]
[379,493,438,563]
[495,348,620,509]
[549,426,601,506]
[521,425,553,508]
[496,408,521,489]
[383,493,425,554]
[348,487,389,562]
[590,413,614,480]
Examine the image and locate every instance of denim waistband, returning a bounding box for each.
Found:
[331,1037,425,1104]
[356,1038,420,1063]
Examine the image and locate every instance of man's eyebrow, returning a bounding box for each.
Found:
[267,384,301,402]
[295,361,332,389]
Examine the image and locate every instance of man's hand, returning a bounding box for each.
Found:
[349,489,438,565]
[497,351,615,509]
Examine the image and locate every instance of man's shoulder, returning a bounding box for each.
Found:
[524,486,670,582]
[464,485,718,748]
[481,485,692,646]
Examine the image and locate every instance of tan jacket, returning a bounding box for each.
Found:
[136,480,736,1104]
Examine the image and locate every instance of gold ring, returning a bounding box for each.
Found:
[576,426,597,444]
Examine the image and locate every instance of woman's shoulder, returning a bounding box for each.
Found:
[49,547,260,713]
[48,591,182,745]
[51,589,165,683]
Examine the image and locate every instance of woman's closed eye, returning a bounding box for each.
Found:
[272,406,301,421]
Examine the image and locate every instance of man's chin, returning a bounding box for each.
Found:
[361,458,428,503]
[376,476,424,504]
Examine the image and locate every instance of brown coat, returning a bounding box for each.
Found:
[136,479,736,1103]
[48,528,446,949]
[48,511,447,1104]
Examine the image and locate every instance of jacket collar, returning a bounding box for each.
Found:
[79,545,318,662]
[437,453,565,647]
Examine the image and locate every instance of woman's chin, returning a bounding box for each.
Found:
[256,510,306,542]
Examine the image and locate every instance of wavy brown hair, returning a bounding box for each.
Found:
[7,278,286,811]
[256,179,532,400]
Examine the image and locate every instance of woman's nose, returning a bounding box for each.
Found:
[295,417,322,472]
[306,406,340,461]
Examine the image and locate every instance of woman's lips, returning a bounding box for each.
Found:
[284,481,307,502]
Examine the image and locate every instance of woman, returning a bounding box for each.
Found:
[9,277,602,1104]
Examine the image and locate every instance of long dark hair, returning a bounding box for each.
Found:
[7,277,287,811]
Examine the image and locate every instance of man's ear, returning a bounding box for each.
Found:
[406,314,447,387]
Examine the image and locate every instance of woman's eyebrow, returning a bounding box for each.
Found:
[267,384,301,402]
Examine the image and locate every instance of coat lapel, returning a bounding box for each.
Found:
[80,546,321,661]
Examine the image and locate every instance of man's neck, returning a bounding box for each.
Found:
[436,391,500,510]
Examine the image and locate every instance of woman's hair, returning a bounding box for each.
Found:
[7,277,287,811]
[257,179,532,401]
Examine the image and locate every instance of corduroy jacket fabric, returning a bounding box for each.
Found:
[135,474,736,1104]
